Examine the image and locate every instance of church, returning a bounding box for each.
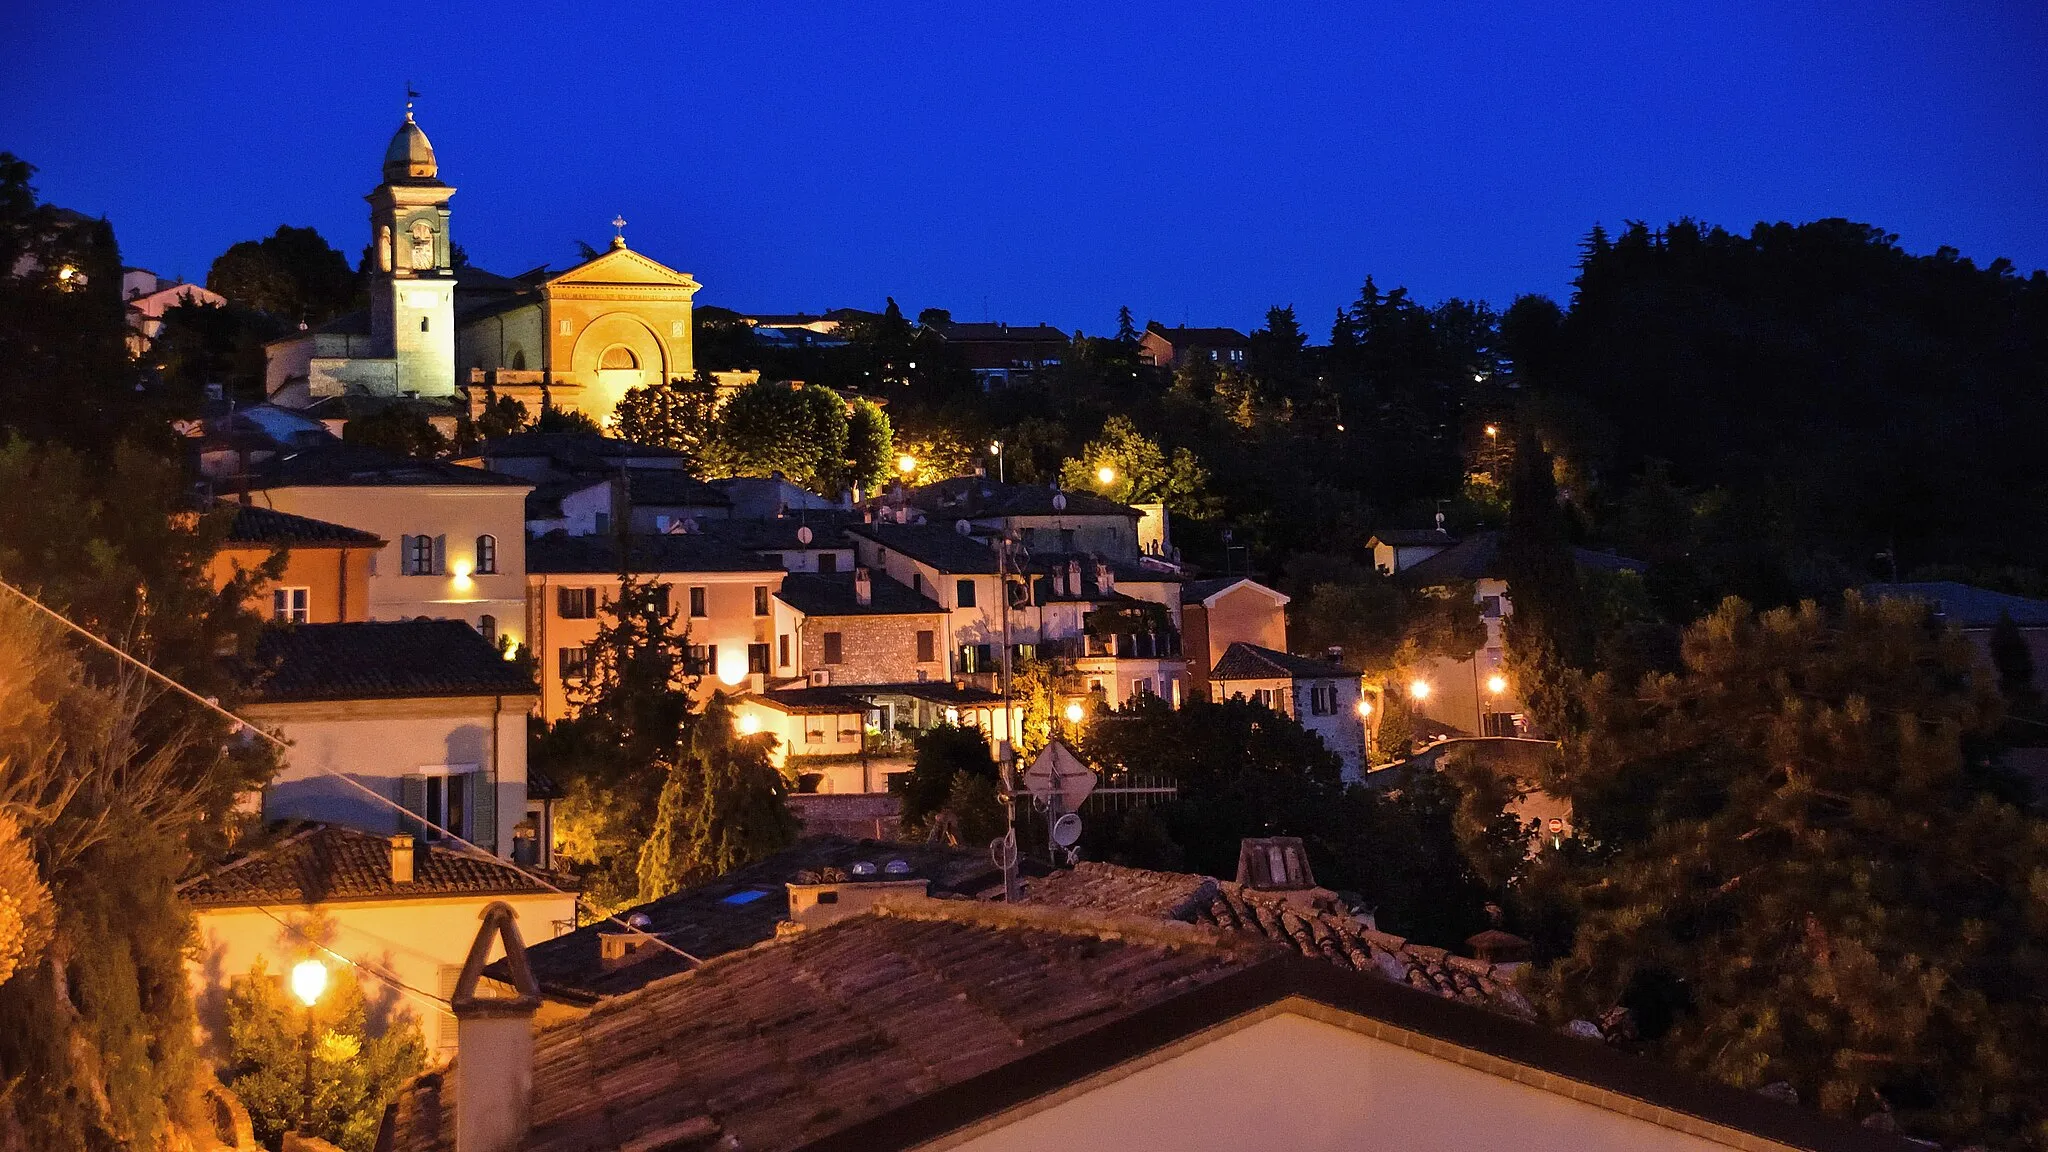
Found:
[263,107,704,426]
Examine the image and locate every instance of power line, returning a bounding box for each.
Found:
[0,575,704,970]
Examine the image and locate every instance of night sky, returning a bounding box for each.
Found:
[5,2,2044,333]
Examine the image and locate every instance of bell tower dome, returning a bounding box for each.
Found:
[366,105,457,398]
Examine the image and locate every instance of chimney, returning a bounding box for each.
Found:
[451,902,542,1152]
[1095,559,1114,595]
[853,566,873,607]
[1066,558,1082,596]
[389,834,414,884]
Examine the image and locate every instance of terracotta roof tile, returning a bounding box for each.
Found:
[243,621,536,703]
[223,504,384,547]
[179,823,561,907]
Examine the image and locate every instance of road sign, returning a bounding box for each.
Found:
[1022,739,1096,806]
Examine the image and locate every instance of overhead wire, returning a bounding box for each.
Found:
[0,574,706,975]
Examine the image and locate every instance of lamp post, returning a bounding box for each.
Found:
[989,439,1005,483]
[290,959,327,1132]
[1484,424,1499,484]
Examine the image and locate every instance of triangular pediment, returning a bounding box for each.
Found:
[545,245,700,291]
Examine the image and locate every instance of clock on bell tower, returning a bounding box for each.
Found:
[366,103,457,398]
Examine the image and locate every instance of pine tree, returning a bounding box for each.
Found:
[1499,432,1590,735]
[637,697,796,899]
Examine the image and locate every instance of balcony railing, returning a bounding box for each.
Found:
[1083,631,1182,660]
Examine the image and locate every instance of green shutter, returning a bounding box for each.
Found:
[399,774,427,837]
[470,771,497,854]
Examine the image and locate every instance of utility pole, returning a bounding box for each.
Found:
[997,533,1021,901]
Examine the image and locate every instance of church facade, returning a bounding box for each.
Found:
[263,110,701,426]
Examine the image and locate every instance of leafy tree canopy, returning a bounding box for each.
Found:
[206,224,357,324]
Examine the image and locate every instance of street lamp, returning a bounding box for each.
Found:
[1095,465,1116,487]
[1408,679,1432,701]
[1064,702,1084,725]
[1355,698,1372,718]
[1486,674,1508,695]
[896,454,917,476]
[290,959,327,1131]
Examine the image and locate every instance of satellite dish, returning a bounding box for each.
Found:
[883,858,912,875]
[796,524,814,545]
[1051,813,1083,848]
[625,912,653,929]
[1051,493,1068,512]
[850,860,878,877]
[955,518,972,535]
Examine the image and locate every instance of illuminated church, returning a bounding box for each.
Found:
[264,107,703,424]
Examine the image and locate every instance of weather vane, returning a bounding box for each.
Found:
[405,82,420,118]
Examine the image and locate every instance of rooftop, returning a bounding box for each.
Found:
[1396,530,1643,585]
[243,621,535,704]
[1210,640,1359,682]
[695,511,856,553]
[1144,323,1251,347]
[221,503,384,548]
[776,570,944,617]
[904,476,1141,520]
[846,521,1002,573]
[501,835,1001,1002]
[929,321,1071,343]
[1369,527,1462,547]
[1861,580,2048,629]
[179,823,558,908]
[250,443,527,490]
[478,432,689,466]
[525,532,784,576]
[1180,575,1287,606]
[747,682,1006,716]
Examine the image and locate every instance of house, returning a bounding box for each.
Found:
[205,503,384,624]
[245,443,533,648]
[1210,642,1369,779]
[894,476,1144,558]
[708,474,841,519]
[1863,580,2048,675]
[926,321,1070,389]
[381,888,1912,1152]
[497,835,1000,1005]
[182,823,575,1055]
[240,620,538,861]
[462,432,730,537]
[733,680,1016,793]
[1390,530,1642,739]
[1367,526,1460,576]
[1137,323,1251,370]
[697,511,857,574]
[1179,576,1291,699]
[121,269,227,357]
[772,568,949,687]
[524,532,788,721]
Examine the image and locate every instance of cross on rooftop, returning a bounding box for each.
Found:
[612,214,628,241]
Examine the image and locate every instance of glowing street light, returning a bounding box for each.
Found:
[1408,679,1432,701]
[1485,424,1498,438]
[1064,702,1085,725]
[1355,698,1373,718]
[290,959,328,1008]
[1486,674,1508,695]
[1095,465,1117,486]
[737,713,761,735]
[897,454,917,475]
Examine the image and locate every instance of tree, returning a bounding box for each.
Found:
[1115,306,1139,345]
[453,388,530,455]
[535,399,602,436]
[221,955,426,1152]
[342,404,448,459]
[206,225,357,323]
[1058,415,1214,517]
[546,579,696,912]
[635,697,796,900]
[715,379,853,495]
[610,373,721,461]
[1537,595,2048,1146]
[844,397,893,493]
[893,724,999,833]
[892,426,974,488]
[1499,432,1591,736]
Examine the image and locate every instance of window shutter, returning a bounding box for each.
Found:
[400,774,428,837]
[557,587,571,617]
[470,770,496,854]
[398,535,415,575]
[433,534,448,575]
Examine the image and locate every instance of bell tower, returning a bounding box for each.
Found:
[366,102,457,398]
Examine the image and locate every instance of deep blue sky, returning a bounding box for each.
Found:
[5,2,2044,334]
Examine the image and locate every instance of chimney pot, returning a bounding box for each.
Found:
[389,834,415,884]
[452,903,542,1152]
[853,567,873,607]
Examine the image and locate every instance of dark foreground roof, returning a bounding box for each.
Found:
[1397,530,1643,585]
[1862,581,2048,629]
[252,443,527,489]
[383,899,1911,1152]
[748,682,1006,715]
[180,823,560,907]
[1210,640,1359,681]
[223,503,384,547]
[525,532,782,575]
[244,621,535,703]
[500,836,1000,1002]
[775,570,943,616]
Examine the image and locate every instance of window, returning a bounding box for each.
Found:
[1253,688,1275,709]
[955,579,977,608]
[687,644,716,676]
[478,615,497,645]
[420,317,430,332]
[817,553,838,574]
[1310,682,1336,716]
[272,587,309,624]
[747,643,771,674]
[402,768,481,845]
[1480,595,1504,619]
[916,630,936,663]
[1060,529,1076,552]
[403,534,438,575]
[689,586,708,618]
[912,573,925,595]
[823,632,844,665]
[778,634,791,667]
[558,646,589,681]
[805,726,825,745]
[594,511,611,536]
[763,552,783,570]
[558,587,597,619]
[753,585,770,616]
[475,534,497,574]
